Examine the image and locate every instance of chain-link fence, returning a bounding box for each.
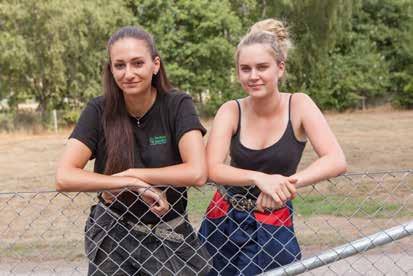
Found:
[0,170,412,275]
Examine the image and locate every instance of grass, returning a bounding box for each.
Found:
[0,239,84,261]
[187,186,214,218]
[187,187,411,219]
[293,194,410,218]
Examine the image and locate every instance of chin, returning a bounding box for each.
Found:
[248,89,269,98]
[122,87,147,96]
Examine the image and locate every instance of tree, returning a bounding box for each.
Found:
[353,0,413,108]
[0,0,133,114]
[127,0,243,115]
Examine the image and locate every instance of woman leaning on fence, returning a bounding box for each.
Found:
[199,19,347,275]
[55,26,211,275]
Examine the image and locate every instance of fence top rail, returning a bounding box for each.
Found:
[0,169,411,195]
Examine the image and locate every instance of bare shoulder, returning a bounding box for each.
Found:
[292,92,315,106]
[213,100,241,134]
[219,99,239,113]
[215,100,239,121]
[291,92,321,114]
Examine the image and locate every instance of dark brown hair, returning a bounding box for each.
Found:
[103,26,173,174]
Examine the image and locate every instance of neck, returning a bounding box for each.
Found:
[247,91,282,117]
[124,87,157,118]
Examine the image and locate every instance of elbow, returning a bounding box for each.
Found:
[335,155,348,176]
[206,163,219,184]
[338,159,348,175]
[192,167,208,187]
[189,161,208,187]
[55,168,69,192]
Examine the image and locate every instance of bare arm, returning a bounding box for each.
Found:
[206,101,258,186]
[291,93,347,188]
[55,138,148,192]
[116,129,207,187]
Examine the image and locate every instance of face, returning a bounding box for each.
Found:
[110,38,160,96]
[237,43,284,98]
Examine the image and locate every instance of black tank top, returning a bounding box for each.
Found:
[227,95,306,197]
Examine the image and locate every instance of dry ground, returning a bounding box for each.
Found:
[1,108,412,192]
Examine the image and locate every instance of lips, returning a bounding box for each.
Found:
[248,84,263,90]
[123,82,140,88]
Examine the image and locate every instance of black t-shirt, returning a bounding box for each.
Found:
[70,90,206,224]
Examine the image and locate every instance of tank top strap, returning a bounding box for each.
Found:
[234,99,241,134]
[288,94,293,122]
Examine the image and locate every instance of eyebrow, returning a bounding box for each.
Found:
[239,62,270,67]
[113,57,145,63]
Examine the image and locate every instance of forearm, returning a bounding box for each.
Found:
[124,162,207,187]
[55,167,145,192]
[208,163,261,186]
[292,154,347,188]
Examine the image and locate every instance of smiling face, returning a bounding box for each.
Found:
[109,38,160,96]
[237,43,285,98]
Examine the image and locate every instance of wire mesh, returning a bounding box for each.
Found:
[0,170,411,275]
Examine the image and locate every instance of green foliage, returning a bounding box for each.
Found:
[0,0,133,112]
[349,0,413,108]
[61,109,82,126]
[1,0,412,116]
[311,37,390,110]
[127,0,243,115]
[393,74,413,108]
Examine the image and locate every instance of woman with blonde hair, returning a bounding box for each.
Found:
[199,19,346,275]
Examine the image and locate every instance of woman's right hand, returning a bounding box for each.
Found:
[253,173,297,206]
[134,186,170,217]
[255,192,284,212]
[108,173,170,217]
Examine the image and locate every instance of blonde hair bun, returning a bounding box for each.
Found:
[250,19,292,58]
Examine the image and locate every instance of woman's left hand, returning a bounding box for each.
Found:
[255,192,285,213]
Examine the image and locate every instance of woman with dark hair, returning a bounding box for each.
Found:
[56,26,210,275]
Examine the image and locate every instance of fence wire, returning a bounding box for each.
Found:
[0,170,411,275]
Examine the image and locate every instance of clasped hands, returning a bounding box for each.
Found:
[102,169,170,217]
[253,173,297,213]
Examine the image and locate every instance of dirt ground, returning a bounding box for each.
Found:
[0,108,412,274]
[0,108,412,191]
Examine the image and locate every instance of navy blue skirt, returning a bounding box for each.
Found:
[198,191,301,276]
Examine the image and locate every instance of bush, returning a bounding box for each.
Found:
[0,110,45,133]
[61,109,81,126]
[393,77,413,109]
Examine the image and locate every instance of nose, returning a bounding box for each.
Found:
[249,68,259,80]
[125,64,135,80]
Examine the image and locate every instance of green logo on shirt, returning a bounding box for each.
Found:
[149,135,167,146]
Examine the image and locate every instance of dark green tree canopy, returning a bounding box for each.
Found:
[1,0,412,114]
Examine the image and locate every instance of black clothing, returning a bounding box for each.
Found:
[70,90,206,224]
[86,204,211,276]
[226,95,306,198]
[71,90,210,275]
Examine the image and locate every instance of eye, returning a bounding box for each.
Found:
[113,63,125,70]
[240,66,251,73]
[257,65,269,71]
[132,60,144,67]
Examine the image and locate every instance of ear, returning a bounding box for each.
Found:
[153,56,161,75]
[277,61,285,79]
